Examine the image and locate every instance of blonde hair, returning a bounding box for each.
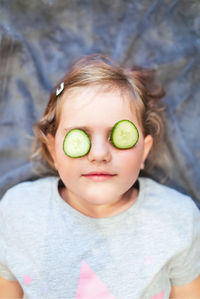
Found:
[31,54,166,176]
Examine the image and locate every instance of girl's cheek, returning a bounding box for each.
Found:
[117,146,140,159]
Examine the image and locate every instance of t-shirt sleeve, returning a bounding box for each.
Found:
[168,199,200,286]
[0,196,17,281]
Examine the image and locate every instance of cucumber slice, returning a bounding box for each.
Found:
[110,120,139,149]
[63,129,91,158]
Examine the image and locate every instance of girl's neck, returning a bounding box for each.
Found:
[58,183,139,218]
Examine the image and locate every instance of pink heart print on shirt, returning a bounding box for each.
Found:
[150,290,164,299]
[145,254,154,264]
[23,274,33,286]
[75,260,116,299]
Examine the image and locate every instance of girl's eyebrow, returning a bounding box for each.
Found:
[64,126,113,132]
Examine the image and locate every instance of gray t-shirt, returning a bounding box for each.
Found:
[0,176,200,299]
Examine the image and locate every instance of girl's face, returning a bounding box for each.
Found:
[47,85,153,216]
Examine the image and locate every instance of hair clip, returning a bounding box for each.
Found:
[56,82,64,96]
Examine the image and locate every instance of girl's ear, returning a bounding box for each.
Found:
[141,134,153,169]
[46,133,56,162]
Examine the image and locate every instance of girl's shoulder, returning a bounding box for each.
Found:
[0,176,59,214]
[1,175,58,196]
[139,177,200,256]
[139,176,200,222]
[139,175,195,203]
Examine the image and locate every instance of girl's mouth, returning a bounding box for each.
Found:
[83,174,116,181]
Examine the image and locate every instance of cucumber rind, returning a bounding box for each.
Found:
[63,129,91,158]
[110,120,139,149]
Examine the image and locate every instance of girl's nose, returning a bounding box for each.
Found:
[87,136,112,163]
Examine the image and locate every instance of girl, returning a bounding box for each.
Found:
[0,54,200,299]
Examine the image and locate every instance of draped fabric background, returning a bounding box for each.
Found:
[0,0,200,208]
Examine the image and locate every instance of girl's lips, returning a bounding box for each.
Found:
[83,174,116,182]
[83,172,116,175]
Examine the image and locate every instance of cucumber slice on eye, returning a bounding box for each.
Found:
[63,129,91,158]
[110,120,139,149]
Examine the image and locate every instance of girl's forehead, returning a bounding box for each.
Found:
[57,86,143,134]
[60,85,138,114]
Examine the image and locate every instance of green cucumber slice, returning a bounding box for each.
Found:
[110,120,139,149]
[63,129,91,158]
